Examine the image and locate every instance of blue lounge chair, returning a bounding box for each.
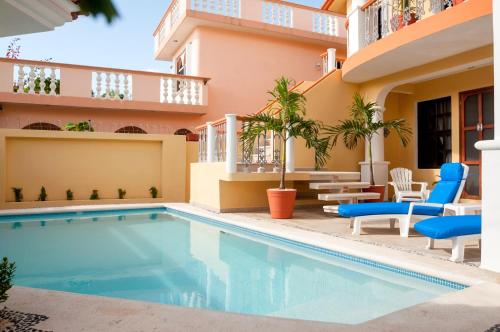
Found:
[415,215,481,262]
[337,163,469,237]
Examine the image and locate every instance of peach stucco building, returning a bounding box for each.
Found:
[0,0,346,135]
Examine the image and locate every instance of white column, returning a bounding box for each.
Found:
[225,114,237,173]
[475,1,500,272]
[285,135,295,173]
[206,122,216,163]
[327,48,336,73]
[346,0,365,57]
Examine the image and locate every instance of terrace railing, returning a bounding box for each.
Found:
[0,58,209,106]
[320,48,344,76]
[154,0,347,53]
[362,0,464,47]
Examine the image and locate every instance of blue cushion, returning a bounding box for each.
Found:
[414,215,481,239]
[440,163,464,181]
[338,202,443,218]
[426,163,464,204]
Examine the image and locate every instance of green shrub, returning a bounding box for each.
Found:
[118,188,126,199]
[90,190,99,200]
[11,187,23,202]
[149,186,158,199]
[66,189,74,200]
[0,257,16,303]
[38,186,47,201]
[65,121,94,132]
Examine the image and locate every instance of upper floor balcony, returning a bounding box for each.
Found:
[153,0,347,59]
[342,0,492,82]
[0,58,209,114]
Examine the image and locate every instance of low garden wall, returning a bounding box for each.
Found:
[0,129,196,209]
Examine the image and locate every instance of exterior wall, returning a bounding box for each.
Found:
[175,27,337,122]
[384,66,493,190]
[0,103,202,134]
[0,129,191,209]
[294,70,362,170]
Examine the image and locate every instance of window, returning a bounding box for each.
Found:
[417,97,451,169]
[175,50,186,75]
[22,122,61,131]
[115,126,147,134]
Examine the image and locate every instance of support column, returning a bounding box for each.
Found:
[206,122,216,163]
[359,106,389,199]
[327,48,336,73]
[476,1,500,272]
[347,0,365,57]
[225,114,237,173]
[285,136,295,173]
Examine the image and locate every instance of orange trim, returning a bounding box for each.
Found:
[0,57,211,83]
[321,0,335,10]
[361,0,378,11]
[301,68,338,95]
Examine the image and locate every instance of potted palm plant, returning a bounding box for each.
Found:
[326,93,411,201]
[241,77,329,219]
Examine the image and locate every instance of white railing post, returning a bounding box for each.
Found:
[327,48,336,73]
[225,114,237,173]
[206,122,216,162]
[347,0,365,57]
[285,134,295,173]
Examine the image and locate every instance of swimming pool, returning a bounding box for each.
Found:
[0,207,464,324]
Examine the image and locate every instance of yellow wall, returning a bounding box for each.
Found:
[0,129,189,209]
[384,65,494,186]
[294,70,363,171]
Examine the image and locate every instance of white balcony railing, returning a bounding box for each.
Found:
[154,0,347,53]
[363,0,463,47]
[1,58,209,106]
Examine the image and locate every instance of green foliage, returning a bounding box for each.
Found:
[38,186,47,201]
[77,0,120,23]
[325,93,412,185]
[149,186,158,199]
[90,190,99,200]
[118,188,126,199]
[65,121,94,132]
[240,77,330,189]
[66,189,74,201]
[11,187,23,202]
[0,257,16,303]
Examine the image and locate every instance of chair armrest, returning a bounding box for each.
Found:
[408,202,444,216]
[412,182,428,192]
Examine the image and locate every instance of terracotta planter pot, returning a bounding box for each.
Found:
[395,13,417,31]
[267,188,297,219]
[186,133,199,142]
[362,185,385,202]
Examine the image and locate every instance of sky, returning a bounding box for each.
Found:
[0,0,325,73]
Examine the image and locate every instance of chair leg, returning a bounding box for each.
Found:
[352,218,362,236]
[389,219,396,229]
[426,238,435,250]
[349,218,354,229]
[450,237,465,263]
[399,217,410,238]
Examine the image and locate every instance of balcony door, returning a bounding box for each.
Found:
[460,87,494,199]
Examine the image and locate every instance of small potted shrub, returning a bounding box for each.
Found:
[90,190,99,200]
[118,188,126,199]
[241,77,329,219]
[11,187,23,202]
[149,186,158,199]
[66,189,74,200]
[38,186,48,201]
[326,93,411,201]
[0,257,16,303]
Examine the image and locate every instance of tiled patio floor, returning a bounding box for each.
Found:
[231,206,481,266]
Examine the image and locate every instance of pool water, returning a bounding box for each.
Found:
[0,208,462,324]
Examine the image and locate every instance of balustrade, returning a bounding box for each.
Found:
[92,72,132,100]
[191,0,240,17]
[13,64,60,95]
[313,13,338,36]
[161,77,203,105]
[262,1,293,28]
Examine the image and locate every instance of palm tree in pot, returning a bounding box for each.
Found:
[325,93,412,201]
[241,77,330,219]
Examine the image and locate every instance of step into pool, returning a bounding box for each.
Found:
[0,207,465,324]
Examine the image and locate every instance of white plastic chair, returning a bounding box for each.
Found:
[389,168,428,202]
